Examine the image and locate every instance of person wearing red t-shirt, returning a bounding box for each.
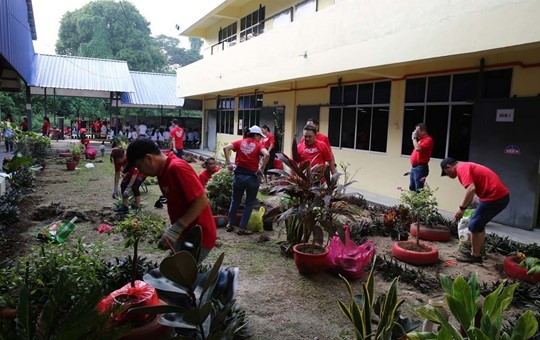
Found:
[223,125,269,235]
[441,157,510,264]
[126,138,216,261]
[114,161,147,214]
[299,118,335,164]
[261,125,275,182]
[409,123,434,192]
[110,147,127,198]
[199,157,218,187]
[20,117,28,132]
[170,119,184,159]
[297,125,336,174]
[41,117,51,137]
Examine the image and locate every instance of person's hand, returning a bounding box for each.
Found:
[122,186,132,198]
[411,130,418,140]
[227,162,235,172]
[112,187,119,199]
[173,147,177,153]
[454,209,464,222]
[256,169,264,182]
[157,222,185,250]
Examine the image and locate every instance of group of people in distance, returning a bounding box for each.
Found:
[109,115,509,267]
[408,123,509,264]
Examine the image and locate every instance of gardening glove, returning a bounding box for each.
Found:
[122,185,132,198]
[411,130,418,140]
[112,187,119,198]
[158,221,185,250]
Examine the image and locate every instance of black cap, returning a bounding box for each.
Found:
[440,157,457,176]
[172,119,178,125]
[126,138,160,170]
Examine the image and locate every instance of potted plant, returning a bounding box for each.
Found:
[269,153,364,275]
[65,157,78,171]
[70,143,84,163]
[98,212,166,325]
[407,273,538,339]
[392,186,442,265]
[127,226,249,339]
[503,252,540,283]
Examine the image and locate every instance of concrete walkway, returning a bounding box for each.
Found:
[2,141,539,245]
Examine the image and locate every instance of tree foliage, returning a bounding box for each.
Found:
[56,0,166,72]
[154,35,203,72]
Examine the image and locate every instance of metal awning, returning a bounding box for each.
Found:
[120,71,184,109]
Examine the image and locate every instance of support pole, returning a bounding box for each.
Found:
[25,85,32,130]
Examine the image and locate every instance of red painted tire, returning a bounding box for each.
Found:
[58,152,72,158]
[293,243,329,275]
[503,255,540,283]
[409,223,451,242]
[392,241,439,266]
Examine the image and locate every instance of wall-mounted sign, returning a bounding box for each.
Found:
[504,145,520,155]
[496,108,514,122]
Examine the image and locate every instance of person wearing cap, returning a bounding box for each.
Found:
[126,138,216,261]
[223,125,269,235]
[441,157,510,264]
[297,125,336,174]
[409,123,433,192]
[170,119,185,159]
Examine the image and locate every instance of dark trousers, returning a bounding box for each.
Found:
[228,173,260,229]
[409,164,429,192]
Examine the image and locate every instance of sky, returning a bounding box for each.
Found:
[31,0,220,54]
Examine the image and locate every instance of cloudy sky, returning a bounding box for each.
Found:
[31,0,221,54]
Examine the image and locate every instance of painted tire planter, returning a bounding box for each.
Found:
[392,241,439,266]
[503,255,540,283]
[409,223,451,242]
[58,152,72,158]
[293,243,329,275]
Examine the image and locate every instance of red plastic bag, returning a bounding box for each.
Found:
[97,280,159,323]
[327,225,375,280]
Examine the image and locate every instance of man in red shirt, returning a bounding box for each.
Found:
[223,125,269,235]
[409,123,434,192]
[297,125,336,174]
[198,157,217,187]
[441,157,510,264]
[170,119,184,159]
[126,138,216,261]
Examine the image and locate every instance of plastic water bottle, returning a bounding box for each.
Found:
[55,216,78,243]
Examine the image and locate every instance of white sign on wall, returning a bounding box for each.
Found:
[496,109,514,122]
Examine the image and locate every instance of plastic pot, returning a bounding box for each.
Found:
[292,243,329,275]
[66,161,77,171]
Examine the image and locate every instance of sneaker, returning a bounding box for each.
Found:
[114,205,129,214]
[226,225,236,232]
[131,205,140,213]
[236,228,253,236]
[457,253,483,264]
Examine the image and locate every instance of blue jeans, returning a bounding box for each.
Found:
[228,173,260,229]
[468,194,510,232]
[409,164,429,192]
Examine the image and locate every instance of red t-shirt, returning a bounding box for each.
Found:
[42,121,50,135]
[158,153,216,249]
[456,162,509,202]
[410,135,433,165]
[299,133,331,149]
[198,169,213,187]
[297,139,333,167]
[114,159,127,172]
[170,127,184,150]
[262,132,275,150]
[232,138,264,172]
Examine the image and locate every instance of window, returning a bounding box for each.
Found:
[401,69,512,160]
[217,97,235,134]
[237,94,262,135]
[240,6,265,42]
[218,22,237,45]
[328,81,391,152]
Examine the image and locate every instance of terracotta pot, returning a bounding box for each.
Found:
[66,161,77,171]
[292,243,329,275]
[503,255,540,283]
[409,223,451,242]
[392,241,439,266]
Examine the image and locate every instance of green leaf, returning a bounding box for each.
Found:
[183,301,213,325]
[510,310,538,340]
[159,251,198,288]
[199,252,225,305]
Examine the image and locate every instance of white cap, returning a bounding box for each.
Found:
[248,125,265,137]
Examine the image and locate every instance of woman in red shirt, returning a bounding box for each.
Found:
[222,126,269,235]
[41,117,51,136]
[199,157,218,187]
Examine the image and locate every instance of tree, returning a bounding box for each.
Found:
[154,35,203,72]
[56,0,166,72]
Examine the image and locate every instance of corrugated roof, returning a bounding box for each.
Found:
[121,71,185,108]
[30,54,135,92]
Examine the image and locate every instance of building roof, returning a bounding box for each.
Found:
[121,72,185,108]
[30,54,135,95]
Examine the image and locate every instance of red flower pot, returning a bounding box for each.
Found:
[503,255,540,283]
[66,161,77,171]
[293,243,329,275]
[392,241,439,266]
[409,223,451,242]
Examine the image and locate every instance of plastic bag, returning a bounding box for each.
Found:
[328,225,375,280]
[247,206,265,232]
[36,217,77,243]
[97,280,159,323]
